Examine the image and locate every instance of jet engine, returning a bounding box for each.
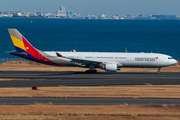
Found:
[105,63,117,72]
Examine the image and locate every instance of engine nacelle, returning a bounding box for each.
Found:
[105,63,117,72]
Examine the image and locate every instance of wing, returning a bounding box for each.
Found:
[56,52,102,65]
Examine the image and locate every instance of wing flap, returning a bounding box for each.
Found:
[70,58,101,65]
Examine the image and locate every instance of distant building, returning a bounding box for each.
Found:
[67,11,70,16]
[36,11,46,17]
[138,14,144,17]
[66,10,74,18]
[40,10,43,16]
[114,16,119,19]
[90,15,98,19]
[67,11,73,16]
[0,14,13,17]
[56,6,66,18]
[60,6,65,11]
[13,12,29,17]
[152,15,177,20]
[70,11,74,16]
[56,10,66,17]
[99,14,106,19]
[176,15,180,19]
[28,13,38,17]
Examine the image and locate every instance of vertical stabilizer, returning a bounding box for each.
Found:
[8,29,59,66]
[8,29,38,53]
[8,29,27,53]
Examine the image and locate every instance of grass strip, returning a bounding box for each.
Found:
[0,85,180,98]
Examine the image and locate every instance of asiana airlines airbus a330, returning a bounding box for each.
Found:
[7,29,177,73]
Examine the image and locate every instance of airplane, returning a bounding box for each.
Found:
[7,29,177,74]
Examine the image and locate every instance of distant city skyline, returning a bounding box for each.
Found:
[1,0,180,15]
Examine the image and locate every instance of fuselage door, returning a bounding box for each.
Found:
[159,56,163,62]
[127,55,131,61]
[79,54,83,59]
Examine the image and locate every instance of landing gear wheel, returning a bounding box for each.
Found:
[85,70,97,74]
[85,70,89,73]
[85,64,97,74]
[157,68,161,74]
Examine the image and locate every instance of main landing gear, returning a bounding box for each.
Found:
[157,67,161,74]
[85,69,97,74]
[85,64,97,74]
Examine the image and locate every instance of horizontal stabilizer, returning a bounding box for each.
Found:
[56,52,63,57]
[73,49,77,52]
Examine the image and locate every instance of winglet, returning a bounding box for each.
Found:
[56,52,63,57]
[73,49,77,52]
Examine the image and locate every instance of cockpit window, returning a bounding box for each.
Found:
[168,57,172,59]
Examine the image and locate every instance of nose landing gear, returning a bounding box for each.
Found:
[157,67,161,74]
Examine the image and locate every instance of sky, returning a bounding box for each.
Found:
[1,0,180,15]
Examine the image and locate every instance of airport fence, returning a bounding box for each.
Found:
[0,57,30,64]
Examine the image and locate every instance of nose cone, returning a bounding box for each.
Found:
[172,59,177,65]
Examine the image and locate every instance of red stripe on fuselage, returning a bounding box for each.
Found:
[22,36,59,66]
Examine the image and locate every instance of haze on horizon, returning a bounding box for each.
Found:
[1,0,180,15]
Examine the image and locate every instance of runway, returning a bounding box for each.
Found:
[0,71,179,105]
[0,98,179,105]
[0,71,180,87]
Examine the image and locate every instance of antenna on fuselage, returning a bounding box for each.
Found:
[125,48,127,53]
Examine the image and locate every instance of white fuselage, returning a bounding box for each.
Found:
[44,52,177,68]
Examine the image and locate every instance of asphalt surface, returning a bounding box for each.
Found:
[0,71,180,87]
[0,71,179,105]
[0,98,179,105]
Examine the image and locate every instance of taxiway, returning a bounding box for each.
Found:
[0,71,179,87]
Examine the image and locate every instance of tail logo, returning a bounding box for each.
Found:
[8,29,59,66]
